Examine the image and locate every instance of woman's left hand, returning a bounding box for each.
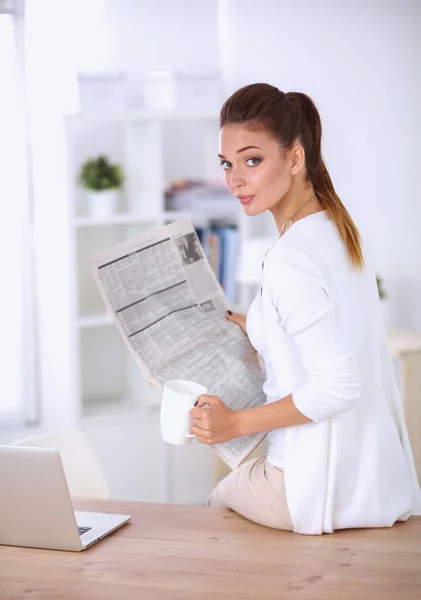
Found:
[190,394,238,445]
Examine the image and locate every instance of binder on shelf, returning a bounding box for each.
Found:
[196,224,239,304]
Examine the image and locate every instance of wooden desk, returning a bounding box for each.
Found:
[1,499,421,600]
[387,327,421,484]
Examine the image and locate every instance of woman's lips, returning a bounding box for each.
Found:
[237,195,254,205]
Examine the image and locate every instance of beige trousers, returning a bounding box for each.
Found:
[208,456,294,530]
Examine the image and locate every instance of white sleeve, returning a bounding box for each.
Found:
[266,247,360,423]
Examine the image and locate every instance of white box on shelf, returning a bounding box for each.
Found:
[77,71,127,113]
[144,70,220,110]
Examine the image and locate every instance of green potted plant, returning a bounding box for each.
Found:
[376,275,390,325]
[77,155,125,218]
[376,276,387,301]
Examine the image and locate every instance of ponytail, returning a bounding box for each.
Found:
[287,91,365,271]
[312,161,365,271]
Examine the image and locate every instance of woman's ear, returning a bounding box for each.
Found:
[290,144,306,175]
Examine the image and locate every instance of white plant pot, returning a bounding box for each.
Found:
[87,190,119,219]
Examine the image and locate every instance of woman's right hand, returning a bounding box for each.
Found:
[225,310,247,335]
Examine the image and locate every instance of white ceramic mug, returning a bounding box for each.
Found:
[160,379,207,445]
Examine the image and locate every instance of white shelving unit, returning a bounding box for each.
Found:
[57,109,246,423]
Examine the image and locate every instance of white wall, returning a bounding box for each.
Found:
[105,0,219,107]
[219,0,421,330]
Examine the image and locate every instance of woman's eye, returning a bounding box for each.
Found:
[219,160,232,170]
[246,157,261,167]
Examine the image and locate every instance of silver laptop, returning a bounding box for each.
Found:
[0,445,131,551]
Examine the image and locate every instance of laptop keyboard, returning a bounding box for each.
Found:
[78,526,92,536]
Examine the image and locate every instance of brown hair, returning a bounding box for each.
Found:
[220,83,365,270]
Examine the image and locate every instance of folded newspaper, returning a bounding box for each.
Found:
[90,219,267,469]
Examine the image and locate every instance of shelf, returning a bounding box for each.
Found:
[163,207,240,221]
[78,313,114,328]
[60,102,244,435]
[67,109,220,124]
[386,327,421,357]
[81,400,159,426]
[74,208,240,228]
[74,213,161,227]
[81,395,137,419]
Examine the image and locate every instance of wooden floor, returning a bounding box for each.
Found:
[1,498,421,600]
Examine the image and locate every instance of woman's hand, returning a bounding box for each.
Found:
[225,310,247,335]
[190,394,238,445]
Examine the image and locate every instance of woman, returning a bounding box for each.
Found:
[190,83,421,535]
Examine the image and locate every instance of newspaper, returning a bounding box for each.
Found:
[90,219,267,469]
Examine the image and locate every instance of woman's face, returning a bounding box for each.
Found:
[219,124,292,216]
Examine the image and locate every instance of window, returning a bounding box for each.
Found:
[0,2,37,427]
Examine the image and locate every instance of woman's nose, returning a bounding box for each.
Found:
[229,168,246,190]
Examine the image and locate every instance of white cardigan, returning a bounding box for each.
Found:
[260,211,421,535]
